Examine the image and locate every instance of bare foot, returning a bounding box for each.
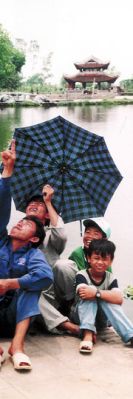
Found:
[58,321,80,335]
[8,344,24,357]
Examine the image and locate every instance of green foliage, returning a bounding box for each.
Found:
[20,77,59,94]
[120,79,133,92]
[124,286,133,300]
[0,25,25,90]
[11,48,25,73]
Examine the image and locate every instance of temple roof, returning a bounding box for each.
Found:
[74,56,110,70]
[64,71,118,84]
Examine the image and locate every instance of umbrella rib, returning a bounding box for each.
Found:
[14,164,120,176]
[67,166,121,176]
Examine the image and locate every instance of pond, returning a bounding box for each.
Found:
[0,104,133,290]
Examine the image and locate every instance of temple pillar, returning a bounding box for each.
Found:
[82,82,86,89]
[98,82,101,90]
[68,82,75,90]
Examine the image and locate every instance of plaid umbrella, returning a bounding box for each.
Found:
[4,115,122,223]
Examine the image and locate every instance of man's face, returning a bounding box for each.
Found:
[83,227,103,248]
[10,219,38,243]
[87,252,112,276]
[26,200,47,224]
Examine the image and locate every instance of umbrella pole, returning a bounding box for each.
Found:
[80,220,83,236]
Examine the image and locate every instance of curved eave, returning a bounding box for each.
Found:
[64,72,118,84]
[74,62,110,70]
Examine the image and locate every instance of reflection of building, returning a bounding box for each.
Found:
[64,56,118,90]
[15,38,43,78]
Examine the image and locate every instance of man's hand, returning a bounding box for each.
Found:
[0,280,9,295]
[42,184,54,204]
[1,139,16,177]
[42,184,58,226]
[78,285,97,300]
[0,278,19,294]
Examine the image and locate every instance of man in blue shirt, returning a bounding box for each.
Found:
[0,140,53,370]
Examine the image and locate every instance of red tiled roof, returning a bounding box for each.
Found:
[64,72,118,84]
[74,62,110,70]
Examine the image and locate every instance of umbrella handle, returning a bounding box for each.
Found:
[80,220,83,236]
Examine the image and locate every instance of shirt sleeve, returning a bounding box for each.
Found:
[75,272,88,287]
[49,215,65,229]
[108,279,118,290]
[18,249,53,291]
[45,216,67,255]
[0,177,11,235]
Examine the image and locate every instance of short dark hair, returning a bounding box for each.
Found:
[86,239,116,260]
[26,195,44,207]
[23,215,45,247]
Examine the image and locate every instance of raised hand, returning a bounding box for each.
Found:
[42,184,54,204]
[1,139,16,177]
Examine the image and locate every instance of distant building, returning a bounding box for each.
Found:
[15,38,43,79]
[15,38,27,54]
[64,56,118,90]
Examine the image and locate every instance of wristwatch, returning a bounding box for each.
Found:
[96,289,101,298]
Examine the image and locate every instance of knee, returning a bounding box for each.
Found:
[54,259,65,271]
[54,259,77,276]
[54,259,71,273]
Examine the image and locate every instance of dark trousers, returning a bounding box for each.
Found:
[0,292,17,338]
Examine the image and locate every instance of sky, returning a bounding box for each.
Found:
[0,0,133,83]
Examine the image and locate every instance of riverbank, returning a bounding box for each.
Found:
[1,91,133,107]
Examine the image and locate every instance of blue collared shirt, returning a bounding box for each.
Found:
[0,177,53,293]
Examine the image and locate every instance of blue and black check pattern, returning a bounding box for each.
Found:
[1,115,123,223]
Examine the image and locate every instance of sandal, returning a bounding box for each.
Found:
[11,352,32,370]
[79,340,93,353]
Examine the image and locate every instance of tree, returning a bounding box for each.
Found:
[120,78,133,92]
[26,74,44,86]
[0,25,25,90]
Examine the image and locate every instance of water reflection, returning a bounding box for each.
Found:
[0,107,15,150]
[67,105,108,123]
[0,104,112,151]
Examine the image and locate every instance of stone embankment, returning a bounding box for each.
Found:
[0,90,133,107]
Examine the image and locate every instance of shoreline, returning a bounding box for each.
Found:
[0,97,133,107]
[1,91,133,107]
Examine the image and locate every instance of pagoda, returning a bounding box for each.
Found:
[64,56,118,90]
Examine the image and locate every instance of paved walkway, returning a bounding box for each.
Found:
[0,299,133,399]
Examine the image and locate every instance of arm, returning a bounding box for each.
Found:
[1,139,16,178]
[46,215,67,254]
[98,288,123,305]
[76,272,97,299]
[42,184,67,254]
[42,184,58,226]
[0,140,16,234]
[0,250,53,294]
[0,278,20,295]
[17,249,53,291]
[76,272,123,304]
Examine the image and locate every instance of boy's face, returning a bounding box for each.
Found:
[83,227,103,249]
[87,252,112,275]
[26,200,47,224]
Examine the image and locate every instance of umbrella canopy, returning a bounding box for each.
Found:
[4,116,122,223]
